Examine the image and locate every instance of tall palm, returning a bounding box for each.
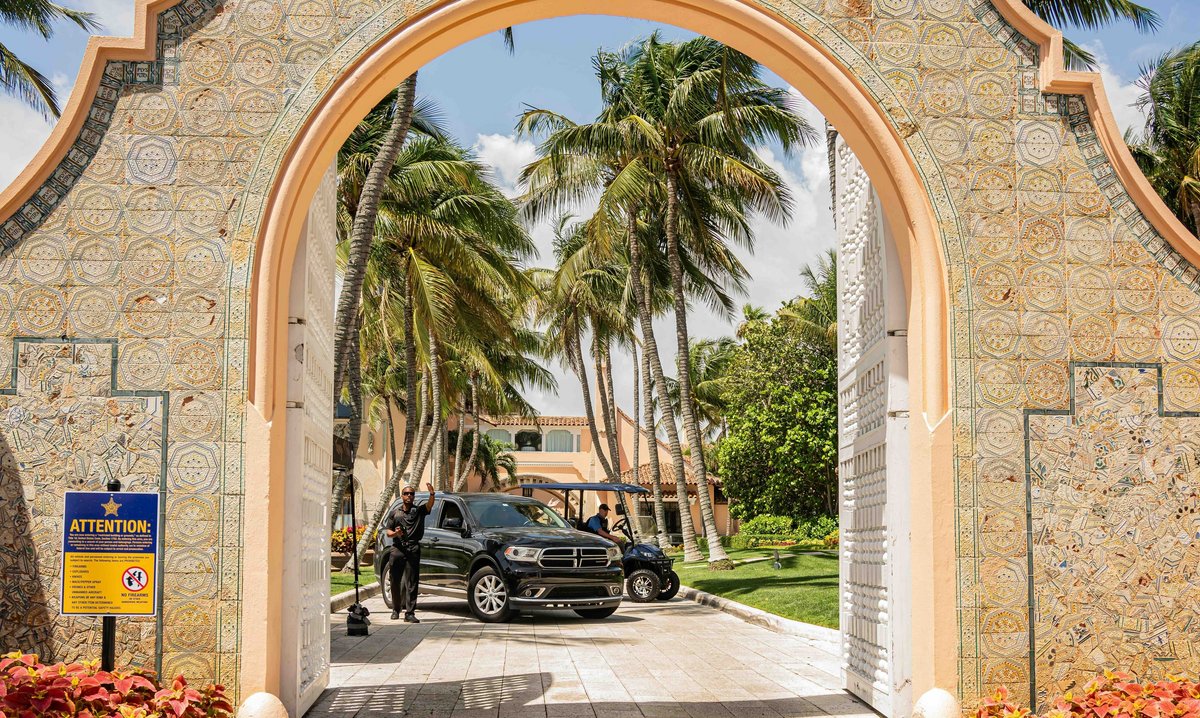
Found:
[0,0,98,117]
[666,337,737,443]
[624,35,811,567]
[1131,41,1200,235]
[450,433,517,490]
[1020,0,1159,69]
[347,136,536,562]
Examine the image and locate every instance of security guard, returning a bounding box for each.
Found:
[384,482,435,622]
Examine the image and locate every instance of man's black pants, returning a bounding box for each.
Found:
[389,544,421,615]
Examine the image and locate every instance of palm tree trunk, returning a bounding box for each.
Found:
[573,333,619,482]
[347,273,420,563]
[602,339,622,473]
[591,334,621,477]
[630,345,641,524]
[626,208,703,562]
[415,332,445,487]
[640,345,671,548]
[457,378,481,490]
[664,171,731,566]
[333,72,418,398]
[451,408,466,490]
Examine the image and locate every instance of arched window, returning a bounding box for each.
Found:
[515,430,542,451]
[486,428,512,444]
[544,429,574,452]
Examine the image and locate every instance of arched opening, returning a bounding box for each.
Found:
[242,0,955,714]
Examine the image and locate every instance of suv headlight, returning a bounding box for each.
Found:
[606,546,622,562]
[504,546,542,563]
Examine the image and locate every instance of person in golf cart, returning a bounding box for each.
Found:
[584,503,626,545]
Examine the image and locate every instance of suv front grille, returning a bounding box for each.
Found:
[538,547,609,568]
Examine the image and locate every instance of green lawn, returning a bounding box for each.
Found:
[331,566,377,595]
[674,550,839,628]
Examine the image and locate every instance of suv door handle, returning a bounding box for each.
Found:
[430,537,440,544]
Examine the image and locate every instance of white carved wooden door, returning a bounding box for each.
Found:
[280,162,336,716]
[834,134,912,718]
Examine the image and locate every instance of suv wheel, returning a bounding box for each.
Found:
[657,570,680,601]
[468,566,513,622]
[380,556,394,610]
[626,568,662,603]
[574,606,618,619]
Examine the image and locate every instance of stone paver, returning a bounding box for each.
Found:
[307,596,876,718]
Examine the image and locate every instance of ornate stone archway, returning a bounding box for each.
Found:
[2,0,1199,715]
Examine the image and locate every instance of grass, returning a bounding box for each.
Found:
[331,566,377,595]
[673,550,839,628]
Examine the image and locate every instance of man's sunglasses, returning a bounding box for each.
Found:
[402,491,415,496]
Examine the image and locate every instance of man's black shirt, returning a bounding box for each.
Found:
[385,502,429,548]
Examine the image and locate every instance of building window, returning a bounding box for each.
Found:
[545,429,574,452]
[486,428,512,444]
[714,485,728,504]
[515,430,542,452]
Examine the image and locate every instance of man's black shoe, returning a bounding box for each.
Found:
[404,613,420,623]
[390,610,399,620]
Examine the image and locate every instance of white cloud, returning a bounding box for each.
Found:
[82,0,136,37]
[0,97,56,192]
[1083,41,1147,137]
[473,133,538,195]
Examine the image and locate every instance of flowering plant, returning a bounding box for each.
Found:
[331,525,367,554]
[0,652,234,718]
[978,674,1200,718]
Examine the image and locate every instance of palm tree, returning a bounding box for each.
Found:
[1020,0,1159,69]
[1,0,98,117]
[735,304,769,339]
[666,337,737,443]
[449,432,517,490]
[778,248,837,358]
[345,136,537,563]
[621,35,812,567]
[1130,41,1200,236]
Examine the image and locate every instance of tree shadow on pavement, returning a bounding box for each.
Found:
[306,670,878,718]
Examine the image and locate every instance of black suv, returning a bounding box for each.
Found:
[372,492,625,622]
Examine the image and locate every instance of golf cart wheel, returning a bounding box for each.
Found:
[657,570,680,601]
[468,566,513,623]
[574,606,619,619]
[626,568,662,603]
[380,556,394,610]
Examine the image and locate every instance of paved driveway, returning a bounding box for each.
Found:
[308,595,875,718]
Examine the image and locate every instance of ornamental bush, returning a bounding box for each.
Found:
[739,514,794,535]
[0,652,234,718]
[795,515,838,540]
[977,674,1200,718]
[823,529,839,548]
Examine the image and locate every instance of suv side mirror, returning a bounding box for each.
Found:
[443,516,464,531]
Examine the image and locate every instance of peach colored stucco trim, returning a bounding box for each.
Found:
[239,0,957,701]
[3,0,1191,707]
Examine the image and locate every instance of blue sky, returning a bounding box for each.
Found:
[0,3,1195,413]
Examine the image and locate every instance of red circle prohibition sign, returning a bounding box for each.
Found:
[121,567,149,592]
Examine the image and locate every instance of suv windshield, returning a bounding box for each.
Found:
[466,499,567,528]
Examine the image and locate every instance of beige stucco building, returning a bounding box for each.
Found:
[336,404,738,542]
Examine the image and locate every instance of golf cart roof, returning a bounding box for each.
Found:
[520,482,649,495]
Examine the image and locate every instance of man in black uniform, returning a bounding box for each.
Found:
[384,482,435,622]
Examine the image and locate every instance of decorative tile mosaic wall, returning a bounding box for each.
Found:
[0,0,1199,708]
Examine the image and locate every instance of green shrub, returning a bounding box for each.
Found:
[740,514,794,535]
[795,515,838,540]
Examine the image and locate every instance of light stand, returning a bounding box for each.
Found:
[344,471,370,636]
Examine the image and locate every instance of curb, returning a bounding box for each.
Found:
[330,581,381,613]
[678,585,840,651]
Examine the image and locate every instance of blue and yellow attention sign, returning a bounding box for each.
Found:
[61,491,160,616]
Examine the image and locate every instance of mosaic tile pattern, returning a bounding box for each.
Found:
[0,0,1199,707]
[1028,364,1200,703]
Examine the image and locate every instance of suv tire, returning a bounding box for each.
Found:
[380,556,394,610]
[468,565,513,622]
[574,606,618,619]
[626,568,662,603]
[657,570,680,601]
